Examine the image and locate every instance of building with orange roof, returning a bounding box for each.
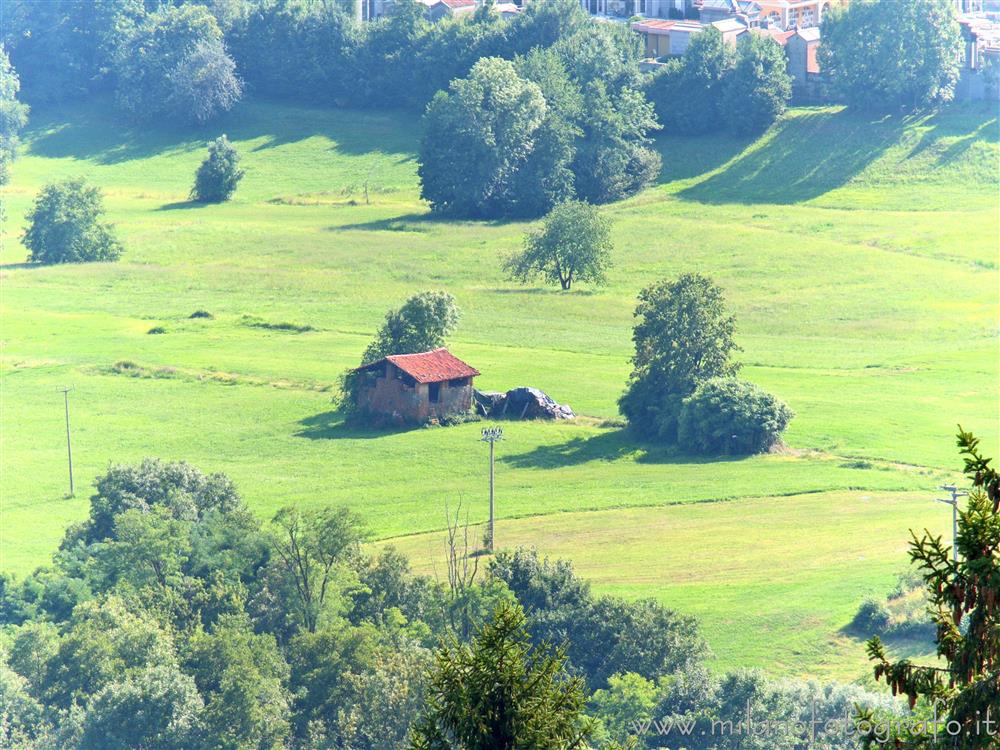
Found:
[352,348,480,424]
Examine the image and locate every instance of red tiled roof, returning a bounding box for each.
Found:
[438,0,476,7]
[357,348,479,384]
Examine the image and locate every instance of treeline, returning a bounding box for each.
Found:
[0,459,898,749]
[2,0,596,116]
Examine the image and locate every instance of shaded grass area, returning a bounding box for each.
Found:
[1,99,997,678]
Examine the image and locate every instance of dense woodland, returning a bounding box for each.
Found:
[0,1,990,749]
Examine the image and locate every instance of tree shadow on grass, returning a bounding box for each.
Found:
[26,98,418,165]
[676,108,913,205]
[295,409,422,440]
[328,211,524,233]
[501,428,748,469]
[156,200,208,211]
[651,129,757,185]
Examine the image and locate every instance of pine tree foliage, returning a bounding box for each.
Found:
[864,428,1000,748]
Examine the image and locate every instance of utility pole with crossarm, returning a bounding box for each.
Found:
[480,426,503,552]
[936,484,968,563]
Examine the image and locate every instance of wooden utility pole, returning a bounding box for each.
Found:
[59,386,74,496]
[480,426,503,552]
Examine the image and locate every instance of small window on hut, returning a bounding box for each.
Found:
[448,377,468,388]
[428,382,441,403]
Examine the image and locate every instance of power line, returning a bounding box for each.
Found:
[58,386,74,497]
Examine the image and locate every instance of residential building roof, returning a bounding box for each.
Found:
[436,0,476,8]
[494,2,520,12]
[795,26,821,42]
[752,26,795,44]
[356,348,480,384]
[632,19,678,34]
[711,17,748,33]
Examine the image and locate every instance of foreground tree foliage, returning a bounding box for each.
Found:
[864,429,1000,749]
[820,0,962,109]
[191,135,245,203]
[506,201,612,290]
[410,602,591,750]
[490,548,708,691]
[0,458,908,747]
[0,45,29,186]
[23,179,123,265]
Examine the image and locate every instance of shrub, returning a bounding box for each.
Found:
[23,178,122,264]
[677,377,793,455]
[852,596,891,635]
[191,135,244,203]
[189,310,213,319]
[147,326,166,335]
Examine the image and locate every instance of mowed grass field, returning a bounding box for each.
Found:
[1,99,997,678]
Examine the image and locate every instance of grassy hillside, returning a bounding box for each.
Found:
[1,99,997,678]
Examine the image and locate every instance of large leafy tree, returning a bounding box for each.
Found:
[410,601,592,750]
[114,4,241,124]
[23,179,123,265]
[362,291,461,364]
[0,45,29,186]
[418,57,551,218]
[270,506,369,633]
[619,274,741,441]
[864,429,1000,748]
[2,0,143,105]
[505,200,613,291]
[79,663,203,750]
[820,0,962,110]
[647,27,733,135]
[721,34,791,135]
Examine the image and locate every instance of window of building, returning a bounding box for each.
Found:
[429,382,441,403]
[449,377,469,387]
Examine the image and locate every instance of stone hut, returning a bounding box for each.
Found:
[352,348,479,424]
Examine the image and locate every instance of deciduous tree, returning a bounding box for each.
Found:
[820,0,962,109]
[23,179,122,265]
[505,201,612,290]
[619,274,741,441]
[721,34,791,134]
[0,45,29,185]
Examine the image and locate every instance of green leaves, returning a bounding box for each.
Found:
[505,200,613,291]
[23,178,122,265]
[411,601,591,750]
[820,0,963,110]
[865,430,1000,747]
[191,134,245,203]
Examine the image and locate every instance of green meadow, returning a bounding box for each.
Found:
[1,99,997,679]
